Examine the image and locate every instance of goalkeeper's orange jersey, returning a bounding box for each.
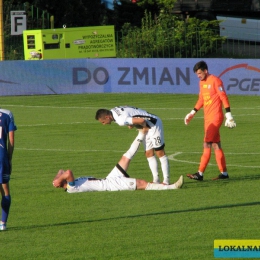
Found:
[194,74,230,122]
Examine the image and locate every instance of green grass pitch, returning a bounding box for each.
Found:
[0,93,259,260]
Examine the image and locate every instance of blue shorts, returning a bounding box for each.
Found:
[0,161,11,184]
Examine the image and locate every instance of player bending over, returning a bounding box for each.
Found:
[95,106,170,185]
[53,131,183,192]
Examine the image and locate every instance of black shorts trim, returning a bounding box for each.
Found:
[154,143,165,151]
[116,163,130,178]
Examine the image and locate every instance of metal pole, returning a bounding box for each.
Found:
[50,15,54,29]
[0,0,4,60]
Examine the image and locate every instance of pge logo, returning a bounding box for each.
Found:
[219,63,260,93]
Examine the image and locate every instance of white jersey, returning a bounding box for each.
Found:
[111,106,165,151]
[111,106,158,127]
[66,165,136,193]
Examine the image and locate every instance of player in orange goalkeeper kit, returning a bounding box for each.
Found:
[184,60,236,181]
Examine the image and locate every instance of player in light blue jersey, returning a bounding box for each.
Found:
[95,106,170,184]
[53,131,183,192]
[0,109,17,231]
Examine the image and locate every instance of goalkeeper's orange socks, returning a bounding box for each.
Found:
[198,147,211,173]
[214,148,227,173]
[198,148,228,176]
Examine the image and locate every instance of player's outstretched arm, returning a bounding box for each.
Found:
[125,117,147,129]
[132,117,147,127]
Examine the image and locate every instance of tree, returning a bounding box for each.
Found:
[116,10,224,58]
[9,0,106,28]
[32,0,104,28]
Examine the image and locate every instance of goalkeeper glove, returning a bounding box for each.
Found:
[225,112,236,128]
[184,109,196,125]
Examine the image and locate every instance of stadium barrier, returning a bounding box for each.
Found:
[0,58,260,96]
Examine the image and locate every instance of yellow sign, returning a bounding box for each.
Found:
[23,26,116,60]
[214,240,260,258]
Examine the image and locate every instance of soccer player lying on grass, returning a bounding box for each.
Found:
[53,130,183,193]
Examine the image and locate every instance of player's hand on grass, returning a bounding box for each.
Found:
[225,112,236,128]
[184,109,196,125]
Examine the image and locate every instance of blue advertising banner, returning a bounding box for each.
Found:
[1,58,260,96]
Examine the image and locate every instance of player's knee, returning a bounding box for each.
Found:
[145,149,154,158]
[154,143,165,152]
[156,149,166,158]
[212,142,221,150]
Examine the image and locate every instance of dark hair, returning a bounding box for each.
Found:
[95,109,111,120]
[193,60,208,73]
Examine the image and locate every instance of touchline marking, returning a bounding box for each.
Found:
[15,147,124,153]
[15,148,260,168]
[1,105,97,109]
[167,117,204,120]
[18,114,258,126]
[18,122,90,127]
[166,114,260,120]
[168,152,260,168]
[3,104,260,110]
[171,152,260,155]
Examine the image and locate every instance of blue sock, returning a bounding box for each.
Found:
[1,195,11,223]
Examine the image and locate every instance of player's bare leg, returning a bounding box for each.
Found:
[136,175,184,190]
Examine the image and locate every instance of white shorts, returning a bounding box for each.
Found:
[67,165,136,193]
[143,117,165,151]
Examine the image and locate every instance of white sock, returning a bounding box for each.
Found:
[221,172,228,176]
[123,132,145,159]
[145,182,177,190]
[159,155,170,184]
[147,156,159,183]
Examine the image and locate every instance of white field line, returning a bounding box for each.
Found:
[2,104,260,125]
[17,112,259,127]
[15,148,260,168]
[168,152,260,168]
[18,122,89,127]
[2,104,260,110]
[16,148,122,153]
[7,104,260,169]
[18,120,192,126]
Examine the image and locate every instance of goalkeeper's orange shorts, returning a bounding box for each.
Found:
[203,119,223,143]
